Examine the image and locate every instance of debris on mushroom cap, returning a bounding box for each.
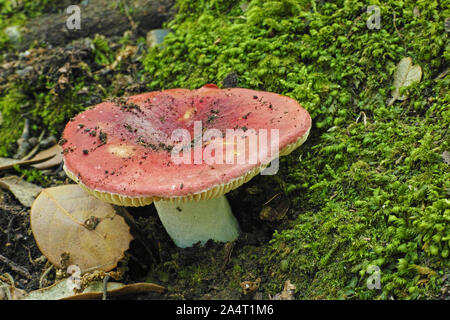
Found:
[61,85,311,205]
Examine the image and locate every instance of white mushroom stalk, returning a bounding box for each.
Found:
[154,195,239,248]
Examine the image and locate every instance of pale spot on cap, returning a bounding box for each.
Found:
[108,145,135,158]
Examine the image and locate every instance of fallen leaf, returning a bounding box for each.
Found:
[270,279,296,300]
[388,57,422,106]
[0,281,26,300]
[0,176,42,207]
[30,145,63,169]
[21,278,165,300]
[0,149,56,172]
[259,193,289,222]
[240,278,261,295]
[30,184,133,273]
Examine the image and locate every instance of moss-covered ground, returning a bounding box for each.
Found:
[1,0,449,299]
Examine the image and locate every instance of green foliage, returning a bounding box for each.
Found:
[143,0,450,299]
[92,34,115,66]
[0,77,90,156]
[12,165,50,186]
[0,87,26,156]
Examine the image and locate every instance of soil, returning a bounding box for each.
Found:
[0,163,287,299]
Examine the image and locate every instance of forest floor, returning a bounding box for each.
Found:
[0,0,449,300]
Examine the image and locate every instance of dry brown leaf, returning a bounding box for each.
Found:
[21,278,165,300]
[0,282,26,300]
[30,145,63,169]
[0,176,43,207]
[388,57,422,106]
[270,279,296,300]
[30,184,133,273]
[240,277,261,295]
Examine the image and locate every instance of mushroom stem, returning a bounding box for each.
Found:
[154,195,240,248]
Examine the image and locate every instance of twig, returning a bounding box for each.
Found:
[14,119,30,159]
[392,10,402,38]
[21,130,45,161]
[102,274,111,300]
[0,273,14,286]
[0,254,32,279]
[0,284,12,300]
[5,215,15,247]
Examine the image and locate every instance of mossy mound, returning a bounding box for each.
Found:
[143,0,449,299]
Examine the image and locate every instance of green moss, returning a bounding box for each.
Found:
[12,165,50,186]
[92,34,115,66]
[0,87,26,156]
[0,78,91,156]
[143,0,450,299]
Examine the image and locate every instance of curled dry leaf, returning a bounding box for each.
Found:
[388,57,422,106]
[20,278,165,300]
[30,184,133,273]
[0,175,42,207]
[270,280,296,300]
[30,144,63,169]
[0,282,26,300]
[0,150,56,172]
[240,277,261,295]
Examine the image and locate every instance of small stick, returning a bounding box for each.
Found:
[102,274,111,300]
[0,254,32,279]
[5,216,15,247]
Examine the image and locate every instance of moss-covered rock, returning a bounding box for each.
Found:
[142,0,450,299]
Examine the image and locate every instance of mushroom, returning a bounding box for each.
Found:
[61,84,311,248]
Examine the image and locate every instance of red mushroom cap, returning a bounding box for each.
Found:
[62,85,311,206]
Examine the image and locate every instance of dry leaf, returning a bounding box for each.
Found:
[0,157,20,169]
[270,280,296,300]
[21,278,165,300]
[30,145,63,169]
[0,282,26,300]
[0,176,43,207]
[30,185,133,273]
[0,151,56,172]
[388,57,422,106]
